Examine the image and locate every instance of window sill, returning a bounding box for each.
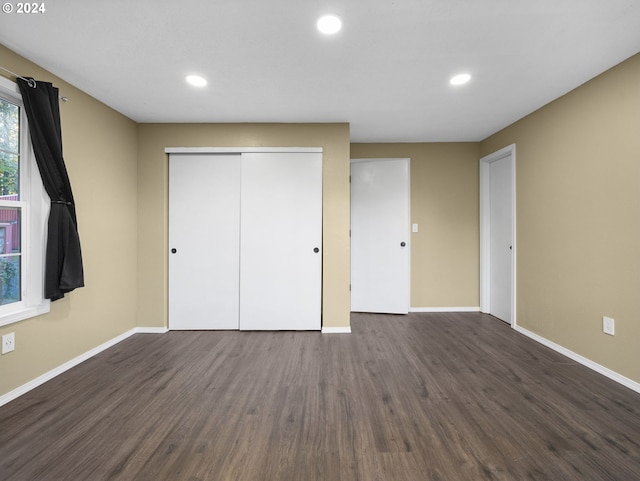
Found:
[0,301,51,327]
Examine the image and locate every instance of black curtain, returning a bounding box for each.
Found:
[17,78,84,301]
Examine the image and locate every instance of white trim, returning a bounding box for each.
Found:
[0,327,167,407]
[136,327,169,334]
[479,144,517,328]
[0,75,50,327]
[0,75,19,93]
[410,307,481,313]
[350,157,399,164]
[165,147,323,154]
[516,326,640,394]
[0,304,50,327]
[321,326,352,334]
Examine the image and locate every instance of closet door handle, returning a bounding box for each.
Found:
[171,248,177,254]
[314,247,320,253]
[400,242,406,247]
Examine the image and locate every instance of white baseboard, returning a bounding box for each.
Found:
[516,326,640,395]
[410,307,481,313]
[0,326,167,407]
[136,327,169,334]
[322,326,352,334]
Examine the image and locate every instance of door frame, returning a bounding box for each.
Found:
[479,144,516,328]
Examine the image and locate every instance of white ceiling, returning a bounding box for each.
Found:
[1,0,639,142]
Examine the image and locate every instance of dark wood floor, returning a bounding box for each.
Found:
[1,313,639,480]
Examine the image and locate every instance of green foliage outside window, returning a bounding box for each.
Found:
[0,257,20,304]
[0,98,19,196]
[0,97,21,305]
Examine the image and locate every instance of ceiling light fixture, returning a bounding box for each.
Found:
[186,75,207,87]
[317,14,342,35]
[450,73,471,86]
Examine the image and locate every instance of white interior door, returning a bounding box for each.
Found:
[480,145,515,325]
[239,152,322,330]
[351,158,410,314]
[169,154,241,329]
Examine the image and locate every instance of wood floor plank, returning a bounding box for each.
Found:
[1,312,639,480]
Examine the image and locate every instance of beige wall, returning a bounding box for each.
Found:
[2,41,638,398]
[481,53,640,383]
[136,123,351,330]
[350,143,480,308]
[0,45,139,395]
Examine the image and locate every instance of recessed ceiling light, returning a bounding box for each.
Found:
[450,73,471,86]
[317,14,342,35]
[186,75,207,87]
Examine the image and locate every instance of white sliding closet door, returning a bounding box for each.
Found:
[239,152,323,330]
[169,154,241,330]
[168,149,322,331]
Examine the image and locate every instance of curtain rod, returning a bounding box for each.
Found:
[0,65,69,101]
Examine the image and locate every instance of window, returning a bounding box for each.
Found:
[0,76,49,326]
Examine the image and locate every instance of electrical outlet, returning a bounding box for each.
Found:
[603,316,615,336]
[2,332,15,354]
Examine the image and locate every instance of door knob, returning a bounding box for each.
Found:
[400,242,406,247]
[171,248,177,254]
[314,247,320,253]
